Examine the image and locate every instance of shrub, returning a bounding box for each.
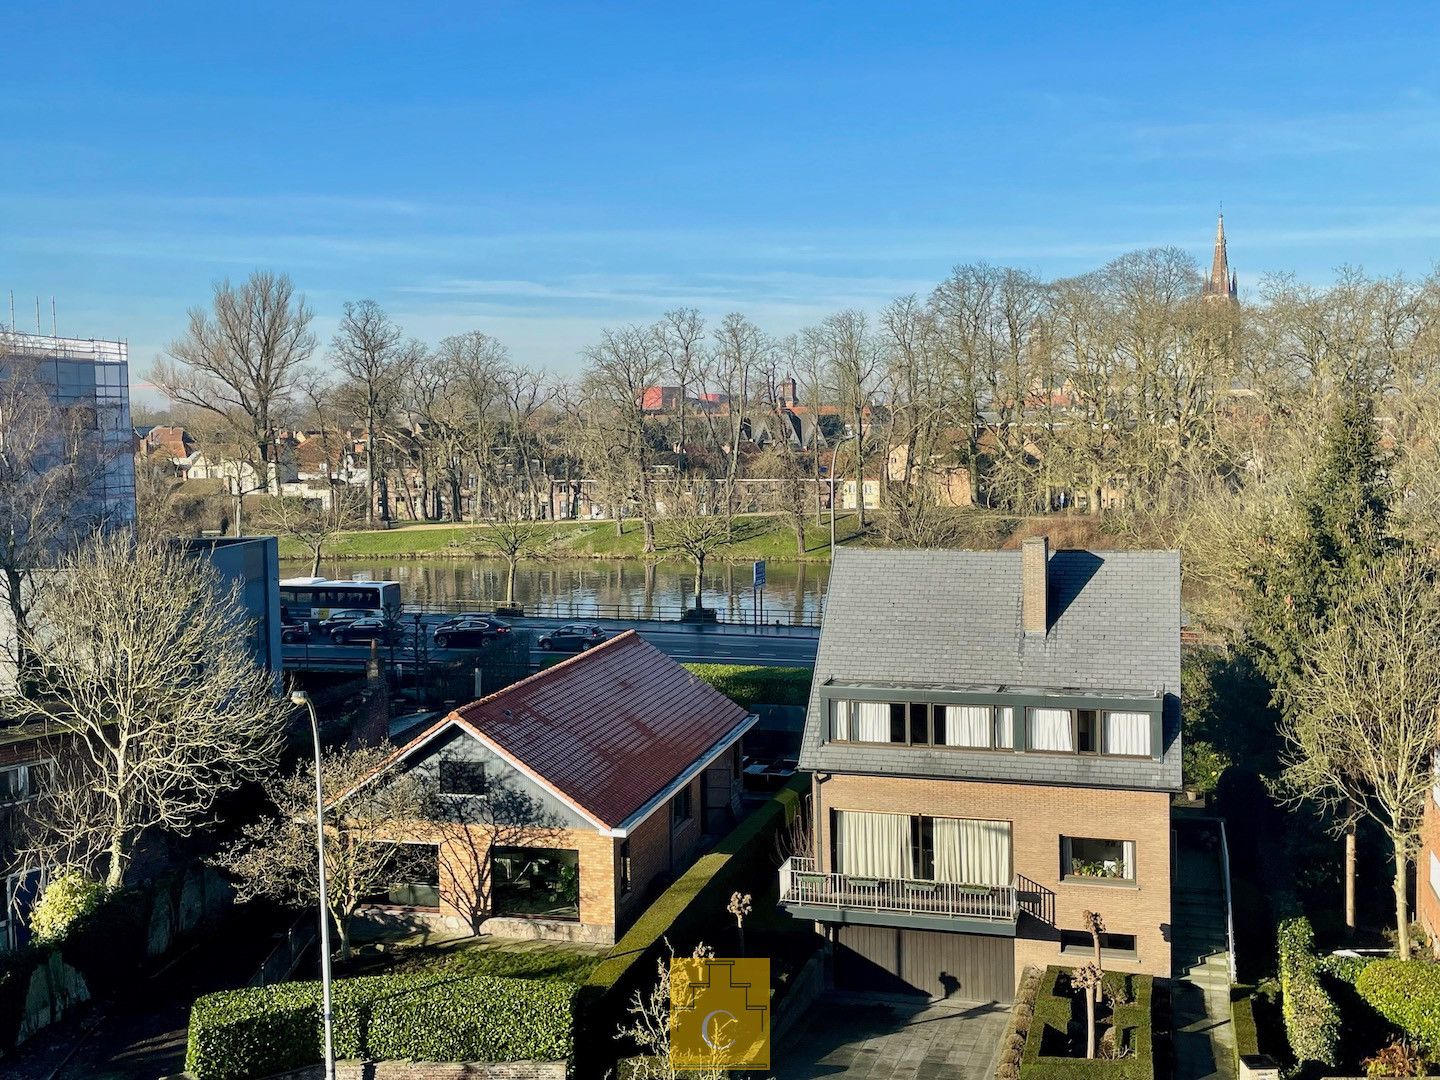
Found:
[186,972,577,1080]
[1020,967,1154,1080]
[28,873,109,947]
[1354,960,1440,1051]
[1364,1039,1430,1077]
[681,664,812,709]
[1315,952,1375,986]
[1276,916,1340,1069]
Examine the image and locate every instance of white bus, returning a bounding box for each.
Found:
[278,577,403,622]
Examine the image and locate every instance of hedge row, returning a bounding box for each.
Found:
[186,972,576,1080]
[1276,916,1340,1069]
[577,773,808,1057]
[1019,967,1154,1080]
[680,664,813,709]
[1352,960,1440,1051]
[1230,987,1260,1062]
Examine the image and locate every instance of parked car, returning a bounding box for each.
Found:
[330,617,394,646]
[280,621,311,644]
[318,609,376,637]
[536,624,606,652]
[433,617,511,649]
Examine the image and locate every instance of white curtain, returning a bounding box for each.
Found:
[832,700,852,741]
[834,811,911,879]
[1104,711,1151,756]
[1122,840,1136,878]
[854,701,890,742]
[995,707,1015,749]
[942,706,991,748]
[933,817,1012,887]
[1029,708,1073,751]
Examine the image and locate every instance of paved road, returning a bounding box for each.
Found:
[284,614,819,671]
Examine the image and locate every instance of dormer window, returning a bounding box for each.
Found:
[1026,708,1152,758]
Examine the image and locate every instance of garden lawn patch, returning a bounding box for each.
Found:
[681,664,813,709]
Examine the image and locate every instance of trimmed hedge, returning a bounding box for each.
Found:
[186,972,576,1080]
[1353,960,1440,1050]
[681,664,813,709]
[577,773,808,1057]
[1230,987,1260,1062]
[1276,916,1340,1069]
[1019,967,1154,1080]
[1314,952,1375,986]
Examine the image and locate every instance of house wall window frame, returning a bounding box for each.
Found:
[0,759,54,806]
[672,785,693,828]
[358,840,441,909]
[1061,835,1137,885]
[830,808,1013,887]
[1025,707,1156,759]
[438,756,489,797]
[620,839,632,895]
[821,684,1161,761]
[1060,928,1139,959]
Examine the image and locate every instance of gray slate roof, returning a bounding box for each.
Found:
[799,547,1183,792]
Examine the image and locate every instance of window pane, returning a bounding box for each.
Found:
[853,702,889,742]
[359,843,440,907]
[439,757,487,796]
[492,846,580,920]
[940,706,991,748]
[1104,712,1152,756]
[1064,836,1134,880]
[909,703,929,745]
[1077,710,1098,753]
[889,703,907,744]
[995,707,1015,749]
[1029,708,1074,751]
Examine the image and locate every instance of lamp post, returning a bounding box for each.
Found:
[828,428,857,563]
[290,690,336,1080]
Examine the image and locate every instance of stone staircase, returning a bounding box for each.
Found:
[1171,825,1236,1080]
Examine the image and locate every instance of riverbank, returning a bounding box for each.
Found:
[279,512,882,564]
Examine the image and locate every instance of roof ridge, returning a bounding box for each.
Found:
[454,627,640,720]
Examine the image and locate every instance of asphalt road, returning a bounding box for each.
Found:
[283,614,819,671]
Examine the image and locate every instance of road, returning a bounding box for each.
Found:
[284,613,819,672]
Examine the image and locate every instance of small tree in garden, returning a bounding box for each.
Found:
[468,513,547,607]
[728,891,753,956]
[1073,963,1103,1060]
[1084,909,1106,1004]
[622,942,729,1080]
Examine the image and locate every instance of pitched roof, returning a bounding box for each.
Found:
[800,547,1182,791]
[403,630,752,829]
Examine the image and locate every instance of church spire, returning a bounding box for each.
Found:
[1203,210,1238,302]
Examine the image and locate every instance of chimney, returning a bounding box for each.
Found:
[1021,535,1050,635]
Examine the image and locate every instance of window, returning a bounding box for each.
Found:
[1077,710,1098,754]
[1104,711,1152,757]
[620,840,632,895]
[673,785,693,826]
[889,703,908,744]
[0,767,27,804]
[936,705,992,749]
[439,757,488,796]
[1060,929,1138,957]
[833,699,1017,750]
[493,846,580,920]
[1026,708,1153,757]
[1028,708,1075,752]
[359,843,440,908]
[909,703,930,746]
[833,810,1012,886]
[1062,836,1136,883]
[1430,852,1440,901]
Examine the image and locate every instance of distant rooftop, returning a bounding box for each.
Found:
[1,333,128,365]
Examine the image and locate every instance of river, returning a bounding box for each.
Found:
[280,557,831,625]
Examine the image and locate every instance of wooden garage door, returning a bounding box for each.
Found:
[835,926,1014,1003]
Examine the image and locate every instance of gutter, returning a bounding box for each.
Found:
[599,712,759,838]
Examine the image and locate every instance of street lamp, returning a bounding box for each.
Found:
[290,689,336,1080]
[828,427,857,562]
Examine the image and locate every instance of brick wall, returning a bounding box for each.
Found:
[814,773,1172,980]
[1418,787,1440,956]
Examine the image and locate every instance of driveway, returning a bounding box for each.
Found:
[774,993,1010,1080]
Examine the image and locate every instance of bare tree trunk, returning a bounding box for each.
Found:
[1086,990,1096,1059]
[506,557,518,605]
[366,405,376,528]
[693,554,704,610]
[310,543,323,579]
[1345,823,1357,938]
[1395,844,1411,959]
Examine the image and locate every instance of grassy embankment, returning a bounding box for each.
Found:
[278,511,874,563]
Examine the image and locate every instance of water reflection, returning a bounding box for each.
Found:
[282,558,830,625]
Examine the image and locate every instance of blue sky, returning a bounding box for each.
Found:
[4,2,1440,391]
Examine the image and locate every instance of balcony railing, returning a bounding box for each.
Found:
[778,855,1018,922]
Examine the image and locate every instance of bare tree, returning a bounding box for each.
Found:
[582,325,663,551]
[658,482,730,614]
[152,271,316,495]
[217,741,427,960]
[469,515,548,608]
[258,489,362,578]
[1073,963,1103,1059]
[807,311,880,527]
[3,533,288,887]
[329,300,411,527]
[1280,552,1440,959]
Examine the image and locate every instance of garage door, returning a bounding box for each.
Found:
[835,926,1014,1003]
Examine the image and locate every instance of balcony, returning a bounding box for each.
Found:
[778,856,1020,934]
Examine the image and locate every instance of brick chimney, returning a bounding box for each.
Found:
[1021,535,1050,635]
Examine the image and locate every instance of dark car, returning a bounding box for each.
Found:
[280,621,311,644]
[318,608,376,637]
[433,617,511,649]
[329,616,393,646]
[536,623,606,652]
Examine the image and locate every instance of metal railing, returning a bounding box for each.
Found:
[1218,819,1238,982]
[778,855,1018,921]
[409,598,823,627]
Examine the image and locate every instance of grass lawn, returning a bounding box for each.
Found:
[276,511,873,563]
[340,933,606,983]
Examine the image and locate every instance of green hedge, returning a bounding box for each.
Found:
[577,773,808,1058]
[1231,987,1260,1063]
[1353,960,1440,1050]
[1314,952,1374,986]
[1019,967,1154,1080]
[186,972,576,1080]
[1276,916,1340,1069]
[681,664,813,709]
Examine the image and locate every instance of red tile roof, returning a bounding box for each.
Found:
[439,631,750,828]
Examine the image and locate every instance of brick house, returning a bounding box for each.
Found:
[349,631,753,945]
[780,538,1181,1002]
